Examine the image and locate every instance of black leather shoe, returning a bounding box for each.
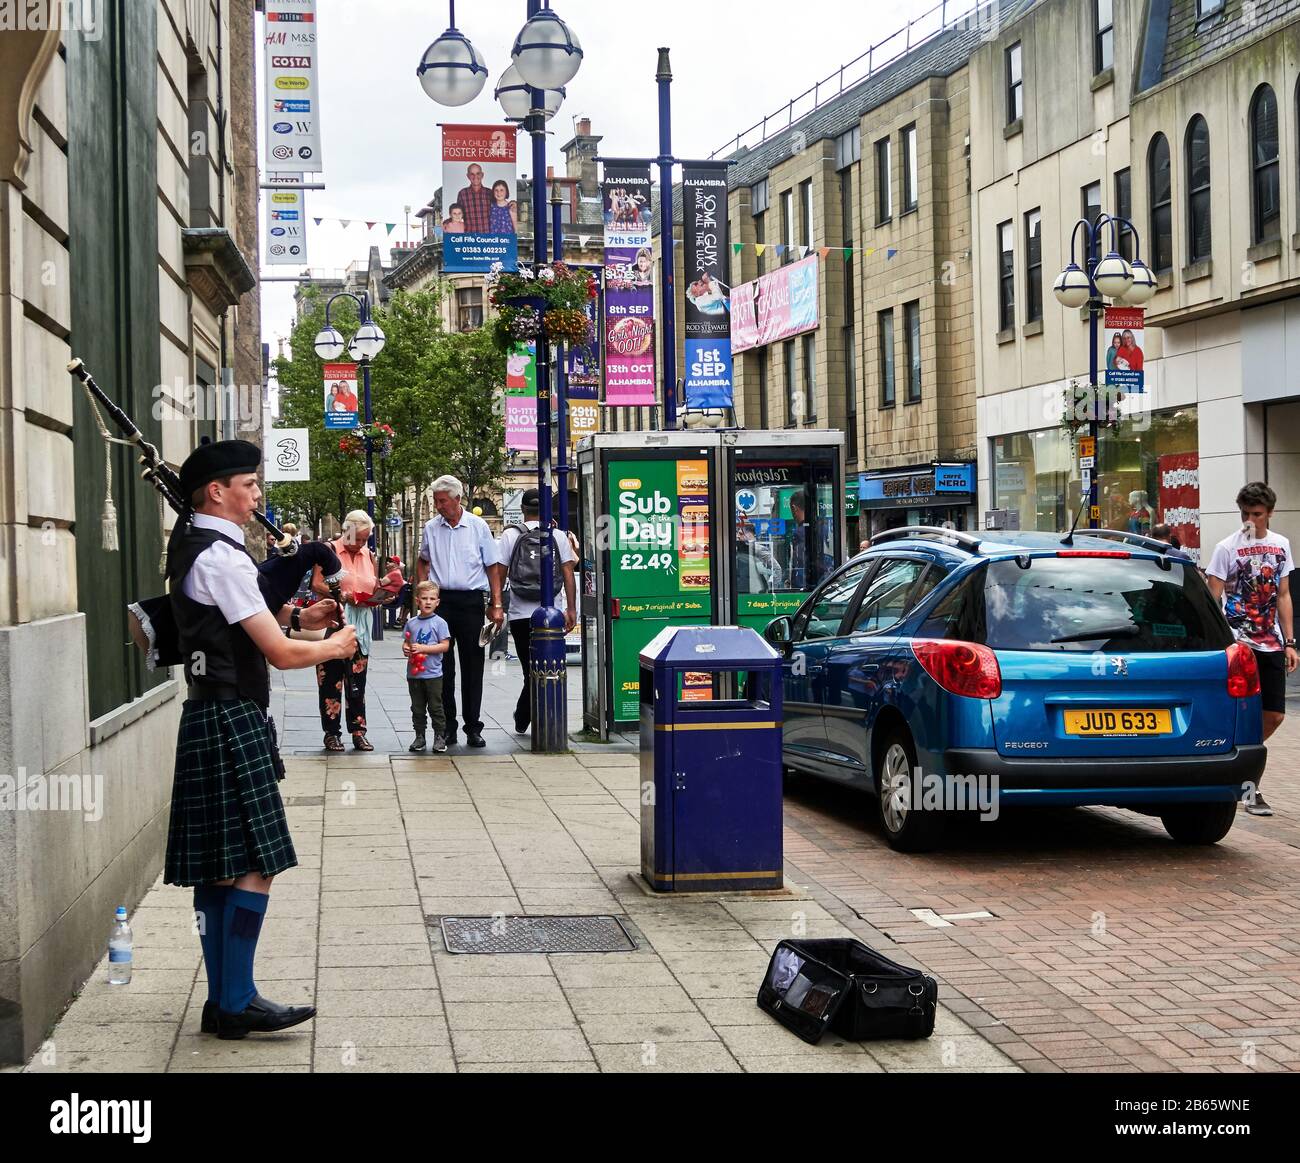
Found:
[466,732,486,748]
[216,994,317,1040]
[445,732,459,749]
[513,714,529,735]
[201,1001,218,1034]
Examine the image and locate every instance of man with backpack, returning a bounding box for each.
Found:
[498,489,577,735]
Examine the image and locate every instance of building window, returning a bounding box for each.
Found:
[781,188,794,264]
[875,136,892,224]
[878,308,895,407]
[997,221,1015,331]
[1024,209,1042,324]
[784,339,797,424]
[1196,0,1224,16]
[751,177,770,214]
[1094,0,1113,74]
[802,333,816,422]
[187,59,212,228]
[1114,167,1133,261]
[756,348,769,429]
[456,286,483,331]
[901,124,918,212]
[842,165,856,456]
[1149,133,1172,272]
[1186,115,1211,264]
[799,179,813,249]
[1081,180,1101,229]
[1006,42,1023,125]
[835,125,861,170]
[754,210,766,277]
[845,328,857,460]
[904,300,921,403]
[1250,84,1280,244]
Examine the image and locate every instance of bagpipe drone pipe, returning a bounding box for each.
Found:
[67,359,362,700]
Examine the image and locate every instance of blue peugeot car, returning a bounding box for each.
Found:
[763,527,1265,852]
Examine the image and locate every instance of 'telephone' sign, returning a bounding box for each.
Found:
[263,0,321,173]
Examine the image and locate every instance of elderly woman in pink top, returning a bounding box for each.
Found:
[311,509,378,751]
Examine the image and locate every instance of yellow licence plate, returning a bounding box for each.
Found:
[1063,708,1172,736]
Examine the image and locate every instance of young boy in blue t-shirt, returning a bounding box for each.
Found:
[403,581,451,753]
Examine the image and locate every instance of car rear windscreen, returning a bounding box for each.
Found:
[918,556,1234,653]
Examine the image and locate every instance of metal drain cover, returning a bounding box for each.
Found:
[437,914,636,955]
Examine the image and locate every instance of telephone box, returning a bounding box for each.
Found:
[576,429,845,739]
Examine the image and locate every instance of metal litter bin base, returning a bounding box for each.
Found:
[436,914,637,954]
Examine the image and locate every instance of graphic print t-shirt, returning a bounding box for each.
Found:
[405,613,450,679]
[1206,529,1293,651]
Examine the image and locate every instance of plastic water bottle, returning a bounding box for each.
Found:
[108,906,133,985]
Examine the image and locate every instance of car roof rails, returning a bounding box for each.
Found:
[870,526,983,554]
[1085,528,1185,556]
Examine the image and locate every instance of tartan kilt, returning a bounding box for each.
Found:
[164,698,297,887]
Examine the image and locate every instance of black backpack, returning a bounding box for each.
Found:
[505,523,562,601]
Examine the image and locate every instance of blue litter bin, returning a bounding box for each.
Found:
[639,626,784,893]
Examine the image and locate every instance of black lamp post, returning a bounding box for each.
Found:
[314,290,386,635]
[1052,216,1155,529]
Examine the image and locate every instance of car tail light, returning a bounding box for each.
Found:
[911,639,1002,699]
[1226,642,1261,698]
[1056,550,1131,558]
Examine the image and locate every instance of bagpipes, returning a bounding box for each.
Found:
[67,359,365,701]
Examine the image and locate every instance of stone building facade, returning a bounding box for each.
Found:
[0,0,259,1064]
[972,0,1300,558]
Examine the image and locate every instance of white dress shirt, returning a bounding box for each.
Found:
[419,509,498,592]
[181,513,265,625]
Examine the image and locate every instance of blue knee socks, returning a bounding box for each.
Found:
[219,888,269,1014]
[193,885,228,1005]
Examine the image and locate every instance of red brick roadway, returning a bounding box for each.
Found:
[781,716,1300,1073]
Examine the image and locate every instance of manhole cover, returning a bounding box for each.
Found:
[437,915,636,955]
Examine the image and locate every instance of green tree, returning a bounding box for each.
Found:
[267,284,507,550]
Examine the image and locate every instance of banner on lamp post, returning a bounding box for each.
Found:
[265,182,306,265]
[565,265,602,451]
[1103,306,1145,393]
[263,0,322,173]
[264,428,310,481]
[601,162,656,407]
[682,163,733,409]
[322,362,358,429]
[505,343,537,452]
[441,124,519,273]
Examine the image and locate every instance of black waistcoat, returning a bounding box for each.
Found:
[168,525,270,708]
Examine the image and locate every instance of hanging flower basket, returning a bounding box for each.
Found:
[1060,381,1124,441]
[337,421,395,459]
[487,261,598,356]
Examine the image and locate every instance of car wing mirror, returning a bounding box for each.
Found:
[765,616,794,651]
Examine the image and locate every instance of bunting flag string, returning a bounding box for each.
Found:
[723,241,908,260]
[306,214,406,233]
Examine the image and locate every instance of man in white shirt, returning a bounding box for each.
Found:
[416,474,505,747]
[1206,481,1298,817]
[162,440,355,1040]
[498,489,577,735]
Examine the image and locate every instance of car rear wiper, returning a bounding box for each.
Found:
[1050,626,1141,643]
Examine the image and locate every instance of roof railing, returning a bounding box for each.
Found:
[870,526,984,553]
[709,0,997,159]
[1081,529,1190,557]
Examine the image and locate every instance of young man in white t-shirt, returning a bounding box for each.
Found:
[1206,481,1298,817]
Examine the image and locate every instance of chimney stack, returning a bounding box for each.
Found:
[562,116,603,200]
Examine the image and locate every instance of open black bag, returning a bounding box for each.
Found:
[757,938,938,1045]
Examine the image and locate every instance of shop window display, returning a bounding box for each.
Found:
[992,408,1200,559]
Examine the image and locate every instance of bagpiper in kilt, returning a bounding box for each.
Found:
[161,440,356,1040]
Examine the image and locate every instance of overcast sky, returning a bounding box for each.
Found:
[258,0,973,348]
